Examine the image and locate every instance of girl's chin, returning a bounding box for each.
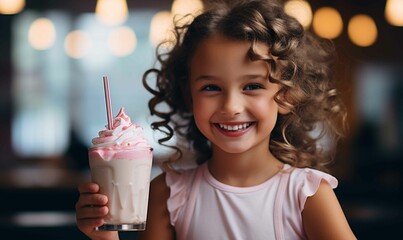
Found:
[212,142,253,154]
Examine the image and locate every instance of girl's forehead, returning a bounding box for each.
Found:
[189,35,271,78]
[191,35,270,63]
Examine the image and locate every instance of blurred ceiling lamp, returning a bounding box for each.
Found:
[284,0,312,29]
[171,0,204,17]
[95,0,128,26]
[149,11,175,47]
[385,0,403,26]
[64,30,92,59]
[348,14,378,47]
[0,0,25,14]
[28,18,56,50]
[107,26,137,57]
[312,7,343,39]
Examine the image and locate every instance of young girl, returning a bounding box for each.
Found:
[76,0,356,239]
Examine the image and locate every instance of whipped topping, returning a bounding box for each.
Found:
[91,107,151,149]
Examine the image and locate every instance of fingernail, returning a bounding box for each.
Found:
[98,196,106,203]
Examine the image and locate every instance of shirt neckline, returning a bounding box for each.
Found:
[201,163,289,193]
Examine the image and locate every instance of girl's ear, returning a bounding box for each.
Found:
[277,90,291,115]
[278,105,291,115]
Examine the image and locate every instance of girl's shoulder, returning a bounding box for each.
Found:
[285,165,338,186]
[149,164,200,204]
[158,163,203,226]
[164,164,200,185]
[143,172,176,239]
[283,164,338,210]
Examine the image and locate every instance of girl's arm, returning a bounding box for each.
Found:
[302,180,356,240]
[138,173,176,240]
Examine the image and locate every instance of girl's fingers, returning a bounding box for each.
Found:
[77,218,119,240]
[76,182,107,210]
[77,217,104,233]
[76,205,108,220]
[76,183,108,219]
[78,182,100,194]
[76,193,108,209]
[77,215,104,226]
[76,183,119,240]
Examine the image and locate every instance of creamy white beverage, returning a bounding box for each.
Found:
[89,107,153,231]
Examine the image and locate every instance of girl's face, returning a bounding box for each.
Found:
[190,35,287,155]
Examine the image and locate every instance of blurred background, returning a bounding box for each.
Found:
[0,0,402,239]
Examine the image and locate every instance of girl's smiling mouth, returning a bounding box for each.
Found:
[214,122,255,136]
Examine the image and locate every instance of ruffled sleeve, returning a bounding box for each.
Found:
[288,167,338,212]
[164,167,197,226]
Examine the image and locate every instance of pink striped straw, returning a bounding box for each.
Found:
[103,76,113,130]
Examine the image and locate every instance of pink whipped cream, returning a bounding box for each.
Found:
[89,107,152,161]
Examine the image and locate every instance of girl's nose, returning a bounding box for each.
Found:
[220,92,243,116]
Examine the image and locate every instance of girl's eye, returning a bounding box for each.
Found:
[244,83,264,91]
[201,84,221,91]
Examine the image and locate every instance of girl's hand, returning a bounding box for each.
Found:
[75,182,119,240]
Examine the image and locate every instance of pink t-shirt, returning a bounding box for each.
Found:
[165,163,337,240]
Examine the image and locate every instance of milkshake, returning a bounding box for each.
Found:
[89,107,153,231]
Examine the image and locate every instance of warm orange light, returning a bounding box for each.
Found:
[0,0,25,14]
[171,0,203,17]
[385,0,403,26]
[107,26,137,57]
[284,0,313,29]
[95,0,128,26]
[348,14,377,47]
[64,30,92,59]
[28,18,56,50]
[149,11,175,47]
[312,7,343,39]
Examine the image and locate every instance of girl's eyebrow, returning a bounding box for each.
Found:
[242,74,268,81]
[194,74,268,82]
[194,75,216,81]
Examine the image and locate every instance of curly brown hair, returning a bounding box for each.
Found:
[142,0,347,171]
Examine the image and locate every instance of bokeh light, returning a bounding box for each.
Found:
[312,7,343,39]
[28,18,56,50]
[95,0,128,26]
[0,0,25,14]
[64,30,92,59]
[284,0,313,29]
[107,26,137,57]
[171,0,203,17]
[149,11,175,48]
[385,0,403,26]
[348,14,378,47]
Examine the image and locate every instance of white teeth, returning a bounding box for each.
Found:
[218,123,251,131]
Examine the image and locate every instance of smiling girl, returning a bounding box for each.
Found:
[76,0,356,239]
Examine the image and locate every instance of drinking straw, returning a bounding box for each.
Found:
[103,76,113,130]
